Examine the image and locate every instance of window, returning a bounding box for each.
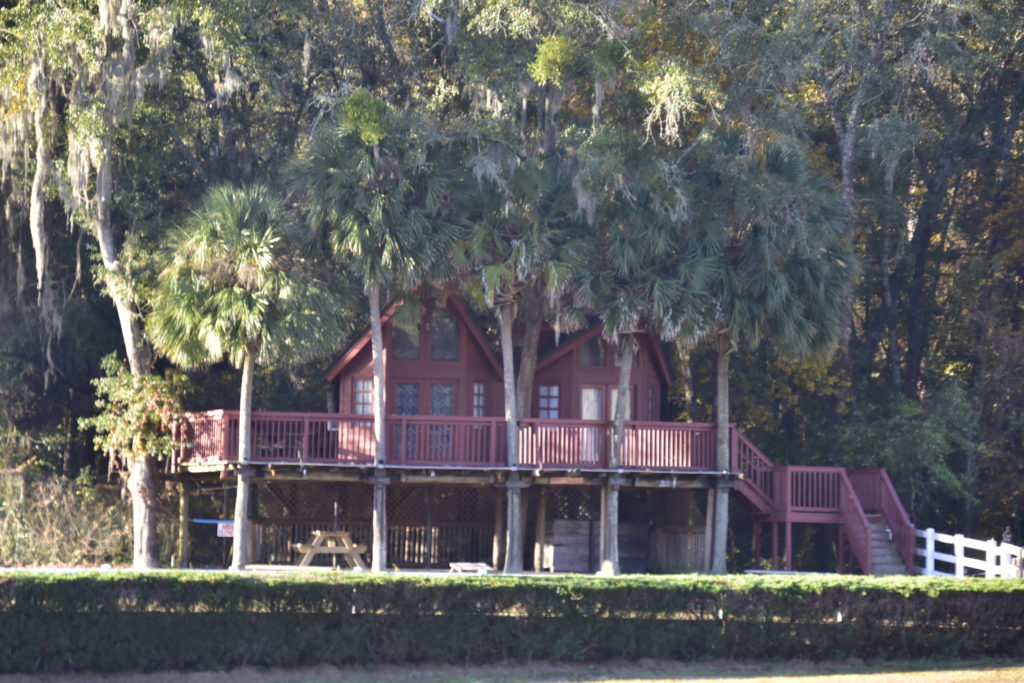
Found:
[353,379,373,416]
[396,383,420,415]
[581,336,604,366]
[472,383,486,417]
[430,384,454,416]
[392,322,420,360]
[430,309,459,361]
[538,385,560,419]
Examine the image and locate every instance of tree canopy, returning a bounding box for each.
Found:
[1,0,1022,562]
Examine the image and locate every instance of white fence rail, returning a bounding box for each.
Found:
[915,528,1023,578]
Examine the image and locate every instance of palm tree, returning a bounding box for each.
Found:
[147,184,341,570]
[690,134,857,574]
[289,90,463,571]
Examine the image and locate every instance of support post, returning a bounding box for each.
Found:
[503,475,528,573]
[371,472,389,572]
[752,520,762,569]
[599,476,624,575]
[176,480,190,569]
[771,522,779,570]
[533,487,547,571]
[953,533,965,578]
[492,487,506,569]
[703,486,715,573]
[924,527,935,575]
[785,522,793,571]
[837,526,846,574]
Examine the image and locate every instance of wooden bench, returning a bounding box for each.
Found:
[448,562,495,575]
[290,530,368,570]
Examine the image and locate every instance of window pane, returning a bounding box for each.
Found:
[431,309,459,361]
[430,384,454,416]
[538,385,559,419]
[472,383,485,417]
[396,383,419,415]
[392,322,420,360]
[581,336,604,366]
[354,379,373,415]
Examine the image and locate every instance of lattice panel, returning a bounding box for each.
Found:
[258,482,370,522]
[549,486,598,521]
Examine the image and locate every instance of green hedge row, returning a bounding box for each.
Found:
[1,571,1022,673]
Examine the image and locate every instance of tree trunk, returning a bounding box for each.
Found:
[711,332,733,574]
[127,452,158,569]
[28,73,49,301]
[599,478,620,575]
[368,281,387,465]
[371,474,388,572]
[94,143,150,376]
[230,349,256,570]
[516,291,545,420]
[610,335,636,469]
[498,302,518,465]
[176,480,190,569]
[503,476,524,573]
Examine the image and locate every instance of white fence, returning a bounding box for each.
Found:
[915,527,1023,578]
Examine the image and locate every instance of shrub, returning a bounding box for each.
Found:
[1,572,1022,672]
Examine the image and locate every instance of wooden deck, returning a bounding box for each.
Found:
[177,410,915,574]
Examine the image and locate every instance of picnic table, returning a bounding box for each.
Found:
[290,530,368,569]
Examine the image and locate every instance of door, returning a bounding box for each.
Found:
[580,387,604,463]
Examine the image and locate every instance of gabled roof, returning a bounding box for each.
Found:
[324,296,502,382]
[535,323,672,386]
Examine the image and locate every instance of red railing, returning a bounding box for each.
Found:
[622,421,715,471]
[180,412,719,472]
[731,429,775,504]
[837,469,873,574]
[849,468,915,573]
[388,416,506,467]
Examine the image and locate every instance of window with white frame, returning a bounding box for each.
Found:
[354,379,373,426]
[538,385,560,419]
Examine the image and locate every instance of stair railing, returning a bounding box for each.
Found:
[836,469,873,574]
[848,468,915,573]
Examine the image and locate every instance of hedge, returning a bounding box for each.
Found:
[1,571,1022,673]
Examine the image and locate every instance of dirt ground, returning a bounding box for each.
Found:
[2,659,1024,683]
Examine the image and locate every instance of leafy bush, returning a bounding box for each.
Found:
[0,473,131,566]
[0,572,1022,673]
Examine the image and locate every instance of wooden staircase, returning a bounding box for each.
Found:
[730,428,915,575]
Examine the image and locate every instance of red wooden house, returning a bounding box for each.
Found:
[176,296,915,575]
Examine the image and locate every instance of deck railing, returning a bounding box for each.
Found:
[179,411,720,472]
[849,468,915,572]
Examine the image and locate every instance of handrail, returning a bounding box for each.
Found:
[837,469,873,574]
[731,428,775,505]
[863,468,915,572]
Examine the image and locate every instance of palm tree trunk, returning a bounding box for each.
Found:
[610,335,636,469]
[515,292,545,420]
[711,332,732,574]
[498,301,518,465]
[230,349,256,570]
[368,280,387,466]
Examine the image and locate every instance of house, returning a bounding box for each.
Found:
[176,296,915,575]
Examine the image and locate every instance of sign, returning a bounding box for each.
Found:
[216,521,234,538]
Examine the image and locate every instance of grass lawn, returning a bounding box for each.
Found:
[2,659,1023,682]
